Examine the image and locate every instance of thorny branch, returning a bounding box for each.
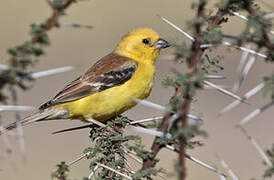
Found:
[141,2,227,180]
[242,0,274,50]
[33,0,76,42]
[0,0,82,154]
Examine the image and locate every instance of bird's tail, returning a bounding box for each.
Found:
[1,108,68,135]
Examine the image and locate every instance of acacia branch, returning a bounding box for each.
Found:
[176,2,206,179]
[140,3,230,180]
[141,4,227,180]
[33,1,75,43]
[242,0,274,50]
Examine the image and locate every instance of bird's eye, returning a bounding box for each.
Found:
[142,38,150,45]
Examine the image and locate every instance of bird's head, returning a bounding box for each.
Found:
[115,28,170,64]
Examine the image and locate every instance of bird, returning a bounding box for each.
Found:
[3,28,170,133]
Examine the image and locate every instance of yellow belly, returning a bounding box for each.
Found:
[53,62,155,122]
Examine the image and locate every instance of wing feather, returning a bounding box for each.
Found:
[39,53,138,110]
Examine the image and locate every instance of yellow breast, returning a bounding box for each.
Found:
[59,62,155,122]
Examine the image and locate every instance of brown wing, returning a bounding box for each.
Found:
[39,53,138,110]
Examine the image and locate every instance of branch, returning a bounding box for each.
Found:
[242,0,274,53]
[141,3,227,180]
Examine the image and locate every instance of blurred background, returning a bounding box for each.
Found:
[0,0,274,179]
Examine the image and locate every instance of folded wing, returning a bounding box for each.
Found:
[39,53,138,110]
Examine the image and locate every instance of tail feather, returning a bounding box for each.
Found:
[52,123,94,134]
[1,108,68,135]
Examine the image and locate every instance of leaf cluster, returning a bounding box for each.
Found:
[239,13,272,47]
[264,145,274,178]
[163,69,204,101]
[263,74,274,99]
[84,116,162,179]
[217,0,255,12]
[51,161,70,180]
[201,54,224,73]
[0,22,50,103]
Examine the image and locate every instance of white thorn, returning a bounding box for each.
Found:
[239,100,274,125]
[165,145,226,178]
[134,99,165,111]
[0,64,8,70]
[237,44,251,74]
[200,42,267,58]
[219,82,264,114]
[129,116,163,125]
[239,109,261,125]
[250,138,272,166]
[130,126,171,139]
[88,165,99,179]
[68,153,89,166]
[233,54,256,92]
[230,11,248,20]
[220,159,239,180]
[203,80,243,102]
[86,118,106,128]
[0,105,35,112]
[134,99,200,120]
[239,127,272,166]
[96,162,132,180]
[160,16,195,41]
[24,66,74,79]
[204,75,226,79]
[264,12,274,19]
[243,82,265,99]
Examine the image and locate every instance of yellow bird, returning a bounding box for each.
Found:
[5,28,170,131]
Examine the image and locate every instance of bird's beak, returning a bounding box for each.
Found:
[154,38,170,49]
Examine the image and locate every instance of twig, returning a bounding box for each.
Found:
[58,23,93,29]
